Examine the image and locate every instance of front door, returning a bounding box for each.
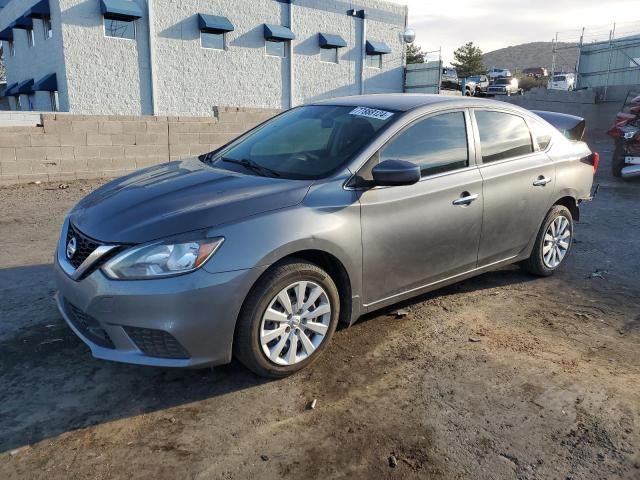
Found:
[358,110,484,306]
[472,109,556,265]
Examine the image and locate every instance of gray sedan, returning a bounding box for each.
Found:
[55,95,597,377]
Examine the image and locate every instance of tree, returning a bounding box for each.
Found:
[451,42,485,78]
[405,43,425,64]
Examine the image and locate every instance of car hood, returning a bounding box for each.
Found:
[69,158,313,244]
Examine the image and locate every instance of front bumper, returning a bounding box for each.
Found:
[54,253,266,368]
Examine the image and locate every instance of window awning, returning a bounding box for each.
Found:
[0,27,13,41]
[29,0,50,19]
[319,33,347,49]
[13,15,34,30]
[100,0,143,21]
[2,83,19,97]
[198,14,234,33]
[366,40,391,55]
[17,79,35,95]
[263,24,295,41]
[34,73,58,91]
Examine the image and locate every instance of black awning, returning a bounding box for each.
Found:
[13,15,34,30]
[264,24,295,41]
[29,0,51,19]
[100,0,143,21]
[366,40,391,55]
[3,83,19,97]
[17,79,35,95]
[0,27,13,41]
[34,73,58,92]
[198,14,234,33]
[319,33,347,49]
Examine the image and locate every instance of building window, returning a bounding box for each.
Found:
[266,39,286,57]
[201,31,225,50]
[366,54,382,69]
[320,47,339,64]
[50,91,59,112]
[8,40,15,56]
[104,18,136,40]
[43,16,53,39]
[27,28,35,47]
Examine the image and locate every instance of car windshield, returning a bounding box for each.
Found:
[206,105,397,180]
[553,75,566,81]
[467,76,481,82]
[494,78,510,85]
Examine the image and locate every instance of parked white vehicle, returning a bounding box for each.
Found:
[488,67,512,79]
[549,73,576,91]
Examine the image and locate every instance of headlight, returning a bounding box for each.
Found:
[101,234,224,280]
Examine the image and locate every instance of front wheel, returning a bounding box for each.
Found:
[521,205,574,277]
[233,259,340,378]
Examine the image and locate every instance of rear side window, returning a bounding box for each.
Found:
[475,111,533,163]
[380,111,469,177]
[529,118,554,150]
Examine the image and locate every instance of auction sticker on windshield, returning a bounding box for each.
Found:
[349,107,394,121]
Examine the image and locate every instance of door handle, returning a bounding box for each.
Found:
[452,193,479,206]
[533,176,552,187]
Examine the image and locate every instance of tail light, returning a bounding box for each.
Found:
[591,152,600,174]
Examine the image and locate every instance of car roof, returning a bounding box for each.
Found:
[310,93,522,113]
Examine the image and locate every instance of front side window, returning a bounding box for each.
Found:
[27,28,35,47]
[207,105,396,180]
[475,110,533,163]
[379,112,469,177]
[320,47,338,64]
[201,31,224,50]
[43,16,53,39]
[104,18,136,40]
[366,54,381,69]
[265,39,286,57]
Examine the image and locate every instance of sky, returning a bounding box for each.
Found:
[391,0,640,64]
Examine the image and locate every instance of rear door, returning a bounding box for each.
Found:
[358,110,484,306]
[472,109,555,265]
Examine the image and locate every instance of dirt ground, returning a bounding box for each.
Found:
[0,138,639,480]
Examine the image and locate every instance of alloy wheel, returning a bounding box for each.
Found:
[259,281,331,366]
[542,215,571,269]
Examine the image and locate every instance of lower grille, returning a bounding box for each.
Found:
[123,326,190,359]
[65,301,114,349]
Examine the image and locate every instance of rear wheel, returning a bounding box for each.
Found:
[234,259,339,378]
[521,205,573,277]
[612,140,625,178]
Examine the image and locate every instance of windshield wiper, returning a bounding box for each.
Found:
[221,158,281,177]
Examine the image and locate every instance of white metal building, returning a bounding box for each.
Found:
[0,0,407,115]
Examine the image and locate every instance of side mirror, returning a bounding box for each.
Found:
[371,159,421,187]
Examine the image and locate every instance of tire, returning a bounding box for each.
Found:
[233,259,340,378]
[521,205,574,277]
[611,140,625,178]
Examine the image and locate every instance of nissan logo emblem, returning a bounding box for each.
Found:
[66,237,77,260]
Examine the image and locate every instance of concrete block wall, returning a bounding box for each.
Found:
[0,108,280,185]
[498,86,639,140]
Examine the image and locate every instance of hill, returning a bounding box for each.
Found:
[482,42,578,74]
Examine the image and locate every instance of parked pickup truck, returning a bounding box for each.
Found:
[465,75,490,96]
[488,77,523,96]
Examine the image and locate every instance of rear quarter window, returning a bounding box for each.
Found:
[475,111,534,162]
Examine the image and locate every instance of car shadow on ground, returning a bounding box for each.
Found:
[0,263,537,454]
[352,265,538,327]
